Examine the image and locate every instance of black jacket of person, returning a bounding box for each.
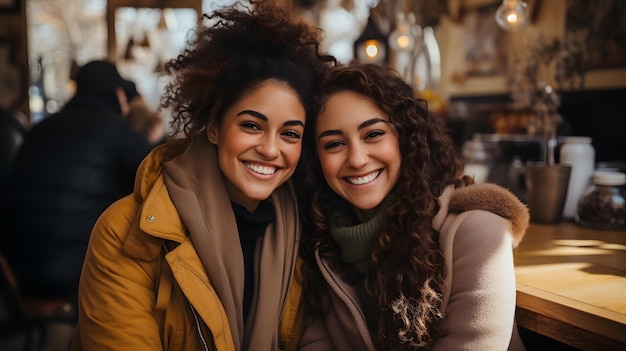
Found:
[0,107,26,190]
[1,93,153,298]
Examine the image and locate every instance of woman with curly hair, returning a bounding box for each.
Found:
[71,2,334,350]
[296,63,528,351]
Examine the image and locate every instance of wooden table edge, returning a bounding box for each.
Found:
[516,283,626,345]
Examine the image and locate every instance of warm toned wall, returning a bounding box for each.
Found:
[437,0,626,99]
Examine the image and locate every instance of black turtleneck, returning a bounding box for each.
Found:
[231,200,275,319]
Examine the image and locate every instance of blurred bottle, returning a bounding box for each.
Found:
[575,171,626,230]
[560,136,595,218]
[462,134,492,183]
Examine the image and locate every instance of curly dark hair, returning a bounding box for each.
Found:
[297,63,473,350]
[161,1,336,139]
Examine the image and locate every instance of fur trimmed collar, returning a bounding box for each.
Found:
[434,183,529,248]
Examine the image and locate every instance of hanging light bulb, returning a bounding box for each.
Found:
[388,12,415,52]
[495,0,528,31]
[353,14,388,65]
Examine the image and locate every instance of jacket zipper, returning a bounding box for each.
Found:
[163,243,210,350]
[190,303,210,351]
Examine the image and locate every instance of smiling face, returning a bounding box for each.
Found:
[207,80,305,211]
[316,90,401,214]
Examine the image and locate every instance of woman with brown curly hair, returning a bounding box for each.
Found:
[71,2,334,350]
[296,64,528,351]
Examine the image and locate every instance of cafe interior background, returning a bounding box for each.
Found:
[1,1,626,350]
[1,0,625,202]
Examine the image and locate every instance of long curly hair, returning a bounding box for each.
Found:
[297,63,473,350]
[161,1,336,140]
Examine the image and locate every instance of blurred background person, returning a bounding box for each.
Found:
[122,80,166,145]
[0,60,153,310]
[0,107,28,196]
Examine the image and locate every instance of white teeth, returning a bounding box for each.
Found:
[347,170,379,185]
[245,162,276,175]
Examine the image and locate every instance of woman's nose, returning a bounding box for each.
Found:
[346,144,368,169]
[256,135,280,159]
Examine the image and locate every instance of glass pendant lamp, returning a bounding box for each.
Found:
[495,0,528,31]
[353,14,388,65]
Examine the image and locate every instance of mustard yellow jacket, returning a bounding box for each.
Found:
[71,136,305,351]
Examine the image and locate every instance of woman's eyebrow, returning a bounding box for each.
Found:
[358,117,387,130]
[238,109,267,121]
[237,110,304,127]
[318,129,342,140]
[284,120,304,127]
[317,117,387,140]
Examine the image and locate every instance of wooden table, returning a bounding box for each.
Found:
[514,221,626,350]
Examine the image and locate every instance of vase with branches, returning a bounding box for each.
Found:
[509,33,585,165]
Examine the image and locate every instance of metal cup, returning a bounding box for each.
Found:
[525,163,572,224]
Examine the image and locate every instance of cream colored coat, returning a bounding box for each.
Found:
[71,136,304,351]
[299,183,530,351]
